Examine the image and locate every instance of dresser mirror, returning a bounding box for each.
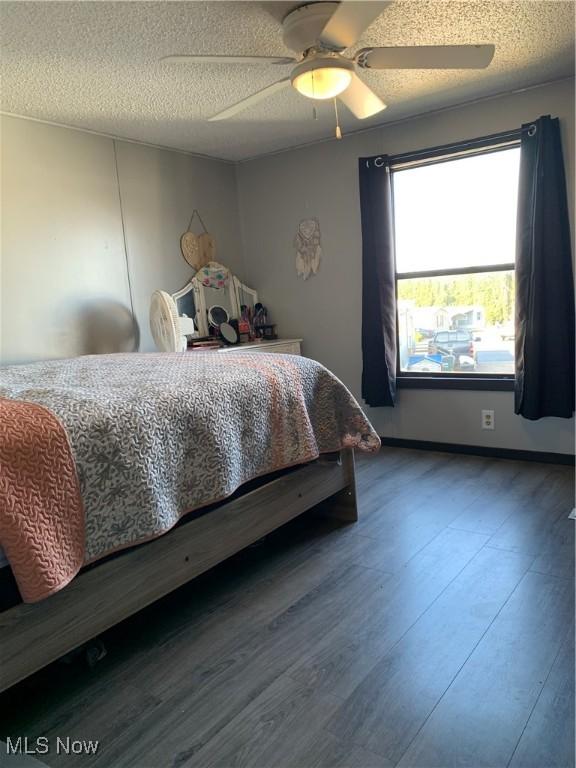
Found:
[233,277,258,312]
[172,281,196,321]
[191,262,240,336]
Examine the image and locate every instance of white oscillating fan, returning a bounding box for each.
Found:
[150,290,197,352]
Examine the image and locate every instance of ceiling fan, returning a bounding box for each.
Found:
[161,1,495,122]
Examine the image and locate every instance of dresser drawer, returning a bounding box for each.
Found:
[220,339,302,356]
[252,340,301,355]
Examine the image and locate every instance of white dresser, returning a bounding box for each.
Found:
[219,338,302,356]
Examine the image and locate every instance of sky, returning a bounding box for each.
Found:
[393,147,521,274]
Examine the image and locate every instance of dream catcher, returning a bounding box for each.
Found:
[294,218,322,280]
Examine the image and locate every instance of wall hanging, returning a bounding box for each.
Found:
[294,217,322,280]
[180,209,216,271]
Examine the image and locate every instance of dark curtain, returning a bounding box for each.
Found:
[359,156,397,407]
[515,115,575,419]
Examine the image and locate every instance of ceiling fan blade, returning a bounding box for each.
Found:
[161,55,295,65]
[338,73,386,119]
[208,78,291,121]
[319,1,392,51]
[356,45,496,70]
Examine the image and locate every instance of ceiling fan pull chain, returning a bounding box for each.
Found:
[333,98,342,140]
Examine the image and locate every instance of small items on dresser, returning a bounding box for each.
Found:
[220,322,239,345]
[207,304,229,330]
[260,324,278,340]
[253,302,267,328]
[238,307,252,343]
[252,303,277,340]
[187,337,221,351]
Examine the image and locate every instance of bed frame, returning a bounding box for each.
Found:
[0,449,357,692]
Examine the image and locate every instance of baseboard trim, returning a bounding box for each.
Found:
[379,437,575,466]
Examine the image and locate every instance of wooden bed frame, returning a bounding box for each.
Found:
[0,449,357,692]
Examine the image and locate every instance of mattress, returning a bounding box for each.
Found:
[0,352,379,603]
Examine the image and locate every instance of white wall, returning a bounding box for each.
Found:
[237,79,575,455]
[1,116,131,363]
[0,115,243,362]
[114,141,244,352]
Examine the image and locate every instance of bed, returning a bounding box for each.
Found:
[0,351,379,691]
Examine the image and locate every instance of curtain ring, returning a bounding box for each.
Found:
[374,156,385,168]
[527,124,537,137]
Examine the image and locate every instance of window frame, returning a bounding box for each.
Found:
[391,139,519,392]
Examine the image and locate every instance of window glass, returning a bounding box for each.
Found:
[394,145,519,378]
[397,270,515,375]
[394,148,521,274]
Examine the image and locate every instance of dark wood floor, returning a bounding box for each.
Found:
[1,448,574,768]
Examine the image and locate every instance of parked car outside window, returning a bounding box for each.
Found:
[428,330,476,370]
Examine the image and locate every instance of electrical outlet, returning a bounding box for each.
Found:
[481,409,495,430]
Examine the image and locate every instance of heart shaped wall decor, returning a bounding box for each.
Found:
[180,231,201,270]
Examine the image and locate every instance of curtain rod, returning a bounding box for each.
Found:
[364,123,536,168]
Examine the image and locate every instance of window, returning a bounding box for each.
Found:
[392,144,520,383]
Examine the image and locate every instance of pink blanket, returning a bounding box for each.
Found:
[0,397,84,602]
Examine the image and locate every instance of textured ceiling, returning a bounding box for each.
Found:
[1,1,574,161]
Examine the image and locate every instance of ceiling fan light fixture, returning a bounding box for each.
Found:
[291,58,353,100]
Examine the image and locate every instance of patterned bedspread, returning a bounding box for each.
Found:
[0,352,379,602]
